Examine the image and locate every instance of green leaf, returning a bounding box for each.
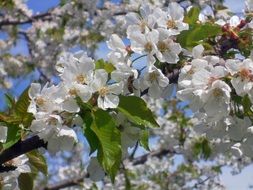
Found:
[184,7,200,25]
[91,109,122,182]
[82,111,100,155]
[117,95,159,128]
[242,95,252,114]
[15,88,30,115]
[18,173,34,190]
[177,23,221,49]
[193,137,212,160]
[2,125,21,149]
[212,165,222,174]
[0,88,33,127]
[95,59,115,73]
[4,94,15,109]
[139,129,150,151]
[15,88,34,127]
[27,150,47,176]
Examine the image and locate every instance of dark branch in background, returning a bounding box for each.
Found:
[0,5,129,28]
[18,31,51,83]
[0,12,52,27]
[130,147,179,165]
[42,147,179,190]
[193,176,211,188]
[0,135,46,165]
[128,142,139,161]
[42,173,90,190]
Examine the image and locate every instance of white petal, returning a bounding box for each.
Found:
[0,126,7,143]
[29,83,41,99]
[104,94,119,109]
[87,157,105,181]
[107,34,125,51]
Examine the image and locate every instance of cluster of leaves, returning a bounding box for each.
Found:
[178,7,222,51]
[79,94,159,181]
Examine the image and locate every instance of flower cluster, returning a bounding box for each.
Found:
[2,0,253,189]
[178,44,253,157]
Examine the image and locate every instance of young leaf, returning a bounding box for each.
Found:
[177,23,221,49]
[15,88,31,116]
[18,173,34,190]
[2,124,21,150]
[95,59,115,73]
[4,93,15,110]
[139,129,150,151]
[91,109,122,182]
[184,7,200,25]
[27,150,47,176]
[117,95,159,128]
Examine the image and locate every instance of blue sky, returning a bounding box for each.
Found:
[1,0,252,189]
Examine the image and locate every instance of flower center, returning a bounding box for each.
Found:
[239,68,252,80]
[157,41,168,53]
[75,74,86,84]
[69,88,79,96]
[167,19,176,29]
[213,88,223,97]
[99,87,109,97]
[47,117,58,126]
[36,96,45,106]
[188,68,194,75]
[149,71,158,83]
[144,42,153,52]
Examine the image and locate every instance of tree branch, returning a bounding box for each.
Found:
[130,147,178,165]
[0,12,52,27]
[43,173,89,190]
[43,147,179,190]
[0,135,46,166]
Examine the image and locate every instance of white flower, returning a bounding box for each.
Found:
[107,34,128,57]
[226,59,253,96]
[91,69,123,110]
[126,3,157,34]
[30,114,77,154]
[46,125,78,154]
[0,155,30,190]
[107,34,132,66]
[28,83,61,115]
[87,157,105,181]
[192,44,204,59]
[59,83,92,113]
[228,117,252,142]
[228,15,241,28]
[156,36,181,64]
[201,80,231,121]
[129,30,159,65]
[111,64,139,95]
[178,59,230,120]
[60,52,94,86]
[192,65,227,90]
[142,66,169,98]
[156,2,188,36]
[178,58,208,88]
[58,52,95,111]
